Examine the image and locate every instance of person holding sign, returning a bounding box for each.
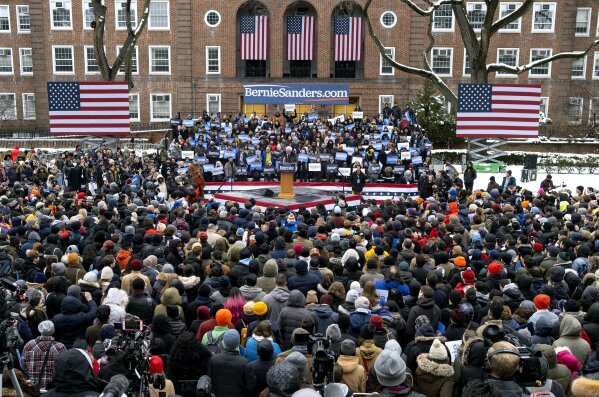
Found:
[350,164,366,195]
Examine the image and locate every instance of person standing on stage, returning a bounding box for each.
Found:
[350,164,367,195]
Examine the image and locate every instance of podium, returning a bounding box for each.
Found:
[278,163,296,199]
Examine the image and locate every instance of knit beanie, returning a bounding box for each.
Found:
[360,323,376,340]
[243,301,255,316]
[354,296,370,309]
[519,300,536,312]
[306,290,318,304]
[286,351,308,376]
[374,350,407,386]
[149,356,164,375]
[428,339,448,361]
[222,329,240,350]
[130,259,143,271]
[369,314,384,329]
[345,289,359,303]
[33,272,47,284]
[82,271,97,283]
[384,339,402,356]
[326,324,341,342]
[163,263,174,273]
[38,320,55,336]
[215,308,233,326]
[101,266,114,280]
[533,294,551,310]
[267,363,301,397]
[100,325,116,341]
[67,284,81,298]
[67,252,79,265]
[143,255,158,268]
[51,262,65,275]
[340,339,356,356]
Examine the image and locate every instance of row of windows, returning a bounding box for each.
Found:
[0,93,36,120]
[568,97,599,125]
[433,3,598,35]
[430,48,599,79]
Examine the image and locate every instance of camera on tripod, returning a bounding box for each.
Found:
[295,334,336,392]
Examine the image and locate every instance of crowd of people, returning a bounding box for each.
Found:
[0,123,598,397]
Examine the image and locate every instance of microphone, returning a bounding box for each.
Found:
[101,374,129,397]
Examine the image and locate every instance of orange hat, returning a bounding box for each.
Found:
[521,200,530,209]
[454,256,467,268]
[31,189,39,196]
[416,197,424,205]
[533,294,550,310]
[215,308,232,326]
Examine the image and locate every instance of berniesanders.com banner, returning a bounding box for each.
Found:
[243,83,350,104]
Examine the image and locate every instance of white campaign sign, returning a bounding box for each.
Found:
[444,340,462,362]
[352,111,363,119]
[285,104,296,111]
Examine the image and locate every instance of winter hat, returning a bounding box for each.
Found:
[374,350,407,386]
[330,233,340,243]
[319,294,333,305]
[38,320,55,336]
[549,266,565,282]
[83,271,97,283]
[67,252,79,265]
[519,300,536,311]
[340,339,356,356]
[384,339,402,356]
[100,325,116,341]
[267,363,301,397]
[345,289,359,303]
[130,259,143,271]
[564,299,581,313]
[488,262,502,275]
[429,339,448,361]
[360,323,376,339]
[306,290,318,304]
[66,245,79,254]
[101,266,114,280]
[215,308,233,326]
[326,324,341,342]
[125,225,135,235]
[286,351,308,376]
[369,314,384,329]
[461,269,475,284]
[254,301,268,317]
[222,329,240,350]
[163,263,174,273]
[533,294,551,310]
[354,296,370,309]
[454,256,466,268]
[51,262,65,275]
[243,301,255,316]
[33,272,47,284]
[143,255,158,268]
[67,284,81,298]
[323,384,346,397]
[149,356,164,375]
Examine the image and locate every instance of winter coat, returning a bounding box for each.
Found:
[373,326,398,349]
[414,354,454,397]
[378,386,426,397]
[154,288,185,321]
[553,315,591,365]
[572,377,599,397]
[337,355,367,393]
[256,261,278,293]
[240,285,266,302]
[453,337,486,393]
[102,288,127,325]
[208,349,257,397]
[52,296,97,349]
[244,336,282,362]
[406,297,441,336]
[126,291,156,324]
[121,270,151,294]
[532,316,555,345]
[405,336,448,374]
[349,308,372,337]
[536,344,572,395]
[262,287,290,322]
[355,339,381,372]
[583,302,599,349]
[287,269,320,295]
[311,304,339,335]
[43,349,101,397]
[278,290,310,350]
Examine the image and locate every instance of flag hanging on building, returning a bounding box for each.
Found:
[334,16,362,61]
[456,84,541,138]
[48,81,130,136]
[286,16,314,61]
[240,15,268,60]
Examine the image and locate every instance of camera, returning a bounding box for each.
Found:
[308,335,336,392]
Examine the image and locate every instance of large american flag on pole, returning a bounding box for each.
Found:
[47,81,130,136]
[240,15,268,60]
[286,16,314,61]
[334,16,362,61]
[456,84,541,138]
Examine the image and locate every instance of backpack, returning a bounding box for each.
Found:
[527,379,556,397]
[205,331,225,355]
[240,320,248,347]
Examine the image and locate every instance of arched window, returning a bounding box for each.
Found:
[283,1,318,78]
[331,1,364,79]
[236,1,269,78]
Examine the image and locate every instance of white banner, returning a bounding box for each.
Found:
[308,163,321,172]
[352,111,363,119]
[284,104,296,111]
[444,340,462,362]
[181,151,194,159]
[339,167,351,176]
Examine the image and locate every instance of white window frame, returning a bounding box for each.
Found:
[466,2,487,32]
[496,48,519,78]
[50,0,73,30]
[498,2,522,33]
[380,47,395,76]
[52,45,75,74]
[0,5,10,33]
[206,93,221,114]
[539,97,549,118]
[19,48,32,75]
[0,48,14,75]
[150,93,171,122]
[529,48,552,78]
[116,45,139,75]
[568,97,583,125]
[378,95,394,114]
[129,93,140,121]
[0,94,17,120]
[148,0,169,30]
[204,10,221,28]
[84,45,100,74]
[575,8,591,36]
[16,5,30,33]
[379,11,397,29]
[82,0,94,30]
[571,56,587,80]
[22,93,35,120]
[431,47,453,77]
[531,2,556,33]
[432,4,454,32]
[593,51,599,79]
[149,45,171,75]
[205,46,221,75]
[115,1,137,30]
[463,51,471,76]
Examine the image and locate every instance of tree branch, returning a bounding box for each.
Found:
[91,0,110,81]
[400,0,463,16]
[489,0,535,35]
[452,3,478,64]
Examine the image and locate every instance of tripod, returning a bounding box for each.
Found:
[0,352,24,397]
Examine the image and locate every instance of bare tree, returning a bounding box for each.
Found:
[0,94,16,131]
[91,0,152,87]
[364,0,599,109]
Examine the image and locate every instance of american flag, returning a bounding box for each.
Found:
[287,16,314,61]
[48,81,130,136]
[240,15,268,60]
[456,84,541,138]
[334,16,362,61]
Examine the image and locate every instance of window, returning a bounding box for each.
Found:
[0,94,16,120]
[204,10,221,28]
[433,5,453,31]
[529,49,552,77]
[463,51,471,76]
[467,3,487,31]
[85,46,99,74]
[206,46,220,74]
[22,93,35,119]
[83,0,94,29]
[52,46,74,73]
[568,97,583,124]
[575,8,591,36]
[51,1,72,29]
[0,49,13,74]
[149,46,170,74]
[380,11,397,28]
[17,5,30,32]
[431,48,453,76]
[129,94,139,121]
[380,47,395,75]
[0,6,9,32]
[150,94,171,121]
[594,52,599,79]
[379,95,394,114]
[19,48,32,74]
[590,98,599,125]
[539,97,549,118]
[499,3,522,32]
[496,48,519,76]
[116,1,137,29]
[532,3,556,32]
[117,45,138,74]
[207,94,221,114]
[572,57,586,79]
[149,1,169,30]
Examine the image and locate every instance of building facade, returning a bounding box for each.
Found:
[0,0,598,133]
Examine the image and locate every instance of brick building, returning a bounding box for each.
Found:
[0,0,598,133]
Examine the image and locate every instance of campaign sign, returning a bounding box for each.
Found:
[412,156,423,165]
[264,167,275,174]
[223,151,236,159]
[243,83,349,104]
[339,167,351,177]
[298,153,309,163]
[308,154,319,163]
[279,163,296,173]
[326,164,338,173]
[308,163,321,172]
[320,154,331,161]
[195,156,206,165]
[203,164,214,172]
[393,166,404,174]
[386,155,399,165]
[207,150,220,158]
[335,152,348,162]
[400,151,411,160]
[353,111,363,119]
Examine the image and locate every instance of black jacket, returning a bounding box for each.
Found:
[126,291,156,324]
[44,349,101,397]
[279,290,310,350]
[350,171,366,192]
[52,296,97,349]
[406,297,441,337]
[208,349,256,397]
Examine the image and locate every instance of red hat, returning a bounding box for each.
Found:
[429,228,439,238]
[130,259,143,271]
[294,244,303,256]
[461,269,475,284]
[77,192,85,200]
[369,314,384,329]
[533,294,550,310]
[319,294,333,305]
[149,356,163,375]
[199,231,208,242]
[59,230,70,240]
[488,262,502,275]
[373,211,380,219]
[533,242,544,253]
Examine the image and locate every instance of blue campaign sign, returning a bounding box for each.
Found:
[239,134,249,142]
[182,119,195,127]
[298,153,309,163]
[335,152,348,162]
[203,164,214,172]
[223,151,236,159]
[195,156,206,164]
[412,156,423,165]
[249,162,263,170]
[279,163,296,173]
[244,83,349,104]
[386,155,399,165]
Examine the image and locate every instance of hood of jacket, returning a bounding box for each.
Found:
[536,344,557,368]
[535,316,553,337]
[315,304,334,318]
[417,297,434,309]
[416,354,454,377]
[288,289,306,308]
[52,349,101,393]
[461,337,486,366]
[559,314,581,337]
[161,287,181,305]
[572,377,599,397]
[60,295,85,315]
[104,288,126,307]
[152,314,171,334]
[179,275,201,289]
[269,287,291,302]
[240,285,264,300]
[585,302,599,324]
[263,259,278,277]
[357,340,380,360]
[337,355,360,373]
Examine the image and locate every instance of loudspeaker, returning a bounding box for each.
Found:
[263,189,274,198]
[524,154,538,169]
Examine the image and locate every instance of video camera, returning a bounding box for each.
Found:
[308,334,336,392]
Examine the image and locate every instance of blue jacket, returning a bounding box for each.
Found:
[374,279,409,296]
[349,308,372,337]
[244,337,281,362]
[287,271,320,295]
